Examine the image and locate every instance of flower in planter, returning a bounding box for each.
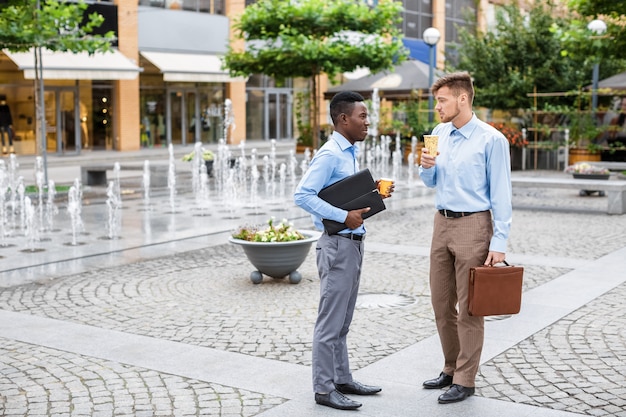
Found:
[564,162,610,175]
[182,148,215,162]
[232,217,305,242]
[488,122,527,148]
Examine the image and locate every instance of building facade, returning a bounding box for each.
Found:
[0,0,503,156]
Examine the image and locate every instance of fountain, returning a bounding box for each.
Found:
[7,154,19,229]
[167,143,177,213]
[35,156,45,232]
[142,160,151,207]
[66,185,84,246]
[0,115,413,279]
[0,162,9,245]
[105,180,122,240]
[44,179,58,232]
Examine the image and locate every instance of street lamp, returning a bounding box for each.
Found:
[587,19,607,113]
[423,27,441,123]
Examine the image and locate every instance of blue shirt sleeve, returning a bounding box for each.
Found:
[294,133,364,234]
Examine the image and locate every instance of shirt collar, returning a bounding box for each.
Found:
[332,131,358,156]
[453,113,478,140]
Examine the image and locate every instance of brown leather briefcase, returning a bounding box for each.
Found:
[468,261,524,317]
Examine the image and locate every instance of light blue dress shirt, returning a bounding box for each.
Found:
[294,132,365,234]
[418,114,512,252]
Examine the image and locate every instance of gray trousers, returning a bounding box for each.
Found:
[312,233,364,393]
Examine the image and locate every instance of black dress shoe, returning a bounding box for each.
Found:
[336,380,382,395]
[438,384,475,404]
[315,390,362,410]
[422,372,453,389]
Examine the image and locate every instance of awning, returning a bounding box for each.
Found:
[140,51,244,83]
[3,48,140,80]
[325,59,442,100]
[598,71,626,90]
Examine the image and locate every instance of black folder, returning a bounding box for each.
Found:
[318,169,386,234]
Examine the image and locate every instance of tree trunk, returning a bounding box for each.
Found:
[311,72,320,150]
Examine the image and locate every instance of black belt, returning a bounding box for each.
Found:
[336,233,365,241]
[439,209,485,218]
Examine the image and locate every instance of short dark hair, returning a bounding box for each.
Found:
[431,72,474,104]
[329,91,365,125]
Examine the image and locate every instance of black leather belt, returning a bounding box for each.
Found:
[336,233,365,241]
[439,209,485,218]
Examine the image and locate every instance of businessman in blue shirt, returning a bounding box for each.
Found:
[295,91,391,410]
[418,72,512,404]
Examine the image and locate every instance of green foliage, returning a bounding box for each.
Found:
[294,90,313,146]
[0,0,115,53]
[454,2,592,110]
[223,0,407,148]
[224,0,407,81]
[232,218,305,242]
[567,0,626,54]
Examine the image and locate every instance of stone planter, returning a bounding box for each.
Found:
[568,148,601,165]
[229,232,320,284]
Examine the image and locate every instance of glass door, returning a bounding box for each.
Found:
[44,87,79,154]
[265,89,292,140]
[186,90,198,144]
[167,89,184,145]
[166,88,197,146]
[90,88,113,150]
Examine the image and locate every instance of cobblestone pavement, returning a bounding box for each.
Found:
[0,161,625,416]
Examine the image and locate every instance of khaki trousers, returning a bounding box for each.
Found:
[429,210,492,387]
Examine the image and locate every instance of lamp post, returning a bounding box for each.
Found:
[587,19,606,113]
[423,27,441,124]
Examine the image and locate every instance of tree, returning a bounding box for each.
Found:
[223,0,407,148]
[557,0,626,77]
[566,0,626,54]
[453,2,590,110]
[0,0,114,176]
[0,0,114,52]
[453,1,626,112]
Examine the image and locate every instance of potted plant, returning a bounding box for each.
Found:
[182,148,215,176]
[229,218,320,284]
[488,122,528,170]
[564,162,610,179]
[566,109,607,165]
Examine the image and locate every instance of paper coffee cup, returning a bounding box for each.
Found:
[377,178,394,198]
[424,135,439,155]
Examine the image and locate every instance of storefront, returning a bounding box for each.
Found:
[0,48,140,155]
[139,52,229,147]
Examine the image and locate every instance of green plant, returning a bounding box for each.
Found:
[566,110,606,151]
[232,218,305,242]
[24,184,71,193]
[182,148,214,162]
[295,89,313,147]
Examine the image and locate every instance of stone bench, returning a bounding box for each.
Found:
[586,161,626,171]
[511,177,626,215]
[81,163,169,187]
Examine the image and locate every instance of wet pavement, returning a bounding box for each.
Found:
[0,144,625,417]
